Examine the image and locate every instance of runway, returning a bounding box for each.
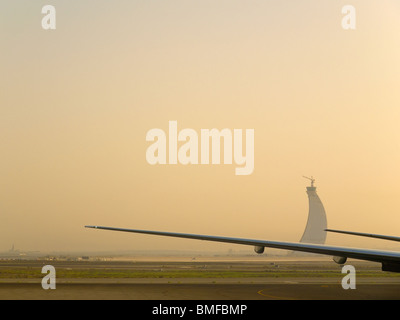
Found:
[1,257,400,300]
[1,281,400,300]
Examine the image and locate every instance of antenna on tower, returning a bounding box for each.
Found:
[303,175,315,187]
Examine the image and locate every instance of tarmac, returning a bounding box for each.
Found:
[2,281,400,300]
[1,256,400,300]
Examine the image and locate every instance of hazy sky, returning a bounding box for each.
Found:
[1,0,399,252]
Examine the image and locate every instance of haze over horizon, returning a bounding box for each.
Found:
[1,1,399,253]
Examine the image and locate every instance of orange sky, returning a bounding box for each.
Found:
[0,0,399,253]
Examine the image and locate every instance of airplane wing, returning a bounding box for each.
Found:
[85,225,400,272]
[325,229,400,242]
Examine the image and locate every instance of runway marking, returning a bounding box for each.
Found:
[257,289,297,300]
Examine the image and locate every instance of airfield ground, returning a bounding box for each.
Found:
[1,256,400,300]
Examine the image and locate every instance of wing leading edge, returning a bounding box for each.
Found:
[85,225,400,272]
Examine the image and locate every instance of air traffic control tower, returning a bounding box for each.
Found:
[299,176,327,244]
